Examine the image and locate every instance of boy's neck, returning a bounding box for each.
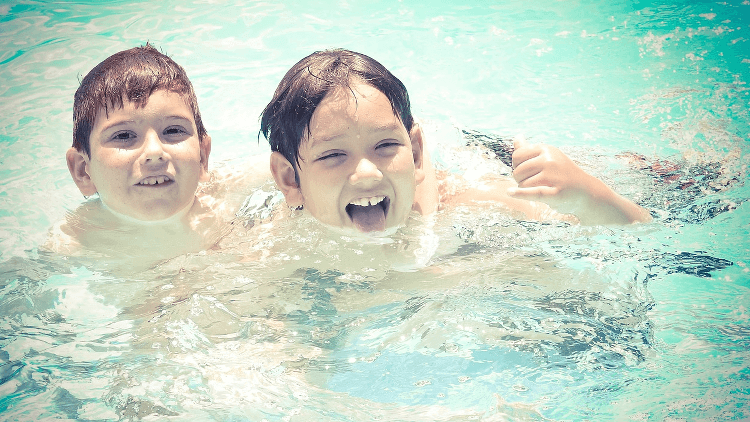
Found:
[319,218,402,241]
[100,196,196,227]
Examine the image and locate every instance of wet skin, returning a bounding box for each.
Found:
[294,82,423,232]
[70,90,210,221]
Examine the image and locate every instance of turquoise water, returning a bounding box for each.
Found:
[1,0,749,420]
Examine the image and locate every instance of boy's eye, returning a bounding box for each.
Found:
[377,139,402,147]
[163,126,189,137]
[375,140,402,151]
[317,151,346,161]
[110,131,137,142]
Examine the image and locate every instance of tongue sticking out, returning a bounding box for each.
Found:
[349,204,386,232]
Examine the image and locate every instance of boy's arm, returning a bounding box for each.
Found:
[507,139,652,225]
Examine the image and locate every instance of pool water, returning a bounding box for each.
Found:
[1,0,749,420]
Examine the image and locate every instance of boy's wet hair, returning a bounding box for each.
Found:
[260,49,414,178]
[72,43,207,156]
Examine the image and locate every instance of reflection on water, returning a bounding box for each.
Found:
[0,195,659,419]
[0,175,746,420]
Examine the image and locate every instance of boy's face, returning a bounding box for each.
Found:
[293,82,422,233]
[72,90,210,221]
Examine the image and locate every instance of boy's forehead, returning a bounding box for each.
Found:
[95,90,193,121]
[305,84,405,147]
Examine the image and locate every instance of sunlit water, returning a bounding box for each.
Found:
[1,0,748,420]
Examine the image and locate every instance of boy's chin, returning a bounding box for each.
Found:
[322,222,402,239]
[101,198,195,224]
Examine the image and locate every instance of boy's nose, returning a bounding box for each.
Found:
[350,158,383,185]
[142,131,166,162]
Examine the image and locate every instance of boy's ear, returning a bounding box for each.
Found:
[199,135,212,182]
[409,124,426,185]
[270,151,304,208]
[66,147,97,197]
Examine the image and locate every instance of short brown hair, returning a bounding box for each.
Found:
[72,43,207,156]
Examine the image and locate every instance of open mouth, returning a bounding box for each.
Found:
[136,175,174,186]
[345,196,390,232]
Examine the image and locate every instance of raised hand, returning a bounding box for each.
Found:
[508,137,651,224]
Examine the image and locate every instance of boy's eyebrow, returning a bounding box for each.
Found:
[98,115,193,132]
[162,114,193,123]
[369,121,403,134]
[99,119,136,132]
[310,121,403,146]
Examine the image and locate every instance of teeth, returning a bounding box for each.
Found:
[139,175,171,185]
[349,196,385,207]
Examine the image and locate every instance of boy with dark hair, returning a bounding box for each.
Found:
[261,48,650,234]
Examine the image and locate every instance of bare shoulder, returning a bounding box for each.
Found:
[210,153,272,190]
[42,221,80,255]
[198,153,274,215]
[42,202,103,255]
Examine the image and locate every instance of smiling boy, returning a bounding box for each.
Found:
[49,44,243,268]
[68,87,210,221]
[272,82,426,232]
[262,49,651,234]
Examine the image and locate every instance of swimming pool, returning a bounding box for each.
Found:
[1,0,748,420]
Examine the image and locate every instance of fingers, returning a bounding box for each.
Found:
[512,136,528,151]
[512,137,547,185]
[512,155,543,185]
[511,137,541,169]
[513,166,558,190]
